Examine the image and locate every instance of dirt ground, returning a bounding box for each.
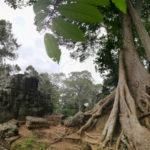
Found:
[11,123,83,150]
[10,114,116,150]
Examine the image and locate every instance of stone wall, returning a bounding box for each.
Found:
[0,74,53,123]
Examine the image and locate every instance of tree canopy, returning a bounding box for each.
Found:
[49,71,102,116]
[0,19,20,75]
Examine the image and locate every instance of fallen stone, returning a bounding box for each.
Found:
[26,116,49,129]
[0,121,18,139]
[64,112,85,127]
[44,114,64,126]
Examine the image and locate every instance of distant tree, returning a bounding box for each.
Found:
[2,64,21,75]
[49,73,66,87]
[4,0,37,9]
[38,72,60,111]
[13,64,21,74]
[24,65,38,77]
[0,19,20,75]
[60,71,102,114]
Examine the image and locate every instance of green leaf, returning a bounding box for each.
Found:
[67,0,110,6]
[35,20,44,32]
[33,0,50,14]
[34,12,48,31]
[44,33,61,63]
[111,0,127,13]
[52,18,86,42]
[35,12,48,23]
[58,3,103,23]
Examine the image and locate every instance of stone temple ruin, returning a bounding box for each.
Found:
[0,74,53,123]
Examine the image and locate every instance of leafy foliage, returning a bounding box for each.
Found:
[0,19,20,75]
[4,0,37,8]
[58,3,103,23]
[38,73,60,112]
[4,0,37,9]
[50,71,102,116]
[52,17,86,42]
[67,0,110,6]
[24,65,39,77]
[111,0,127,13]
[33,0,50,14]
[44,33,61,63]
[4,0,127,64]
[32,0,127,63]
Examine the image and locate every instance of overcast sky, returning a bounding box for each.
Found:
[0,1,103,83]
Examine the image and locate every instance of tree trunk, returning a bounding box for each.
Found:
[78,11,150,150]
[119,13,150,150]
[127,0,150,61]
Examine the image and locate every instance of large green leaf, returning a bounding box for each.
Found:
[44,33,61,63]
[35,12,48,23]
[35,20,44,32]
[34,12,48,31]
[52,18,86,42]
[111,0,127,13]
[33,0,50,14]
[67,0,110,6]
[58,3,103,23]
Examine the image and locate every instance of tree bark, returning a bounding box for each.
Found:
[127,0,150,61]
[78,9,150,150]
[119,13,150,150]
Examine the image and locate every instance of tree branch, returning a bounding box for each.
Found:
[127,0,150,61]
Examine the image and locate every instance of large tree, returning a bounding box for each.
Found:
[33,0,150,149]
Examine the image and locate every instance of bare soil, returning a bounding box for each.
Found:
[12,123,83,150]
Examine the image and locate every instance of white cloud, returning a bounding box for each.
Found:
[0,1,103,83]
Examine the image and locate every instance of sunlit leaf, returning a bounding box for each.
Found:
[52,18,86,42]
[67,0,110,6]
[111,0,127,13]
[58,3,103,23]
[44,33,61,63]
[33,0,50,14]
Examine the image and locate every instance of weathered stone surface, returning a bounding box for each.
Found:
[0,139,10,150]
[26,116,49,129]
[64,112,85,127]
[0,121,18,139]
[0,74,53,123]
[44,114,64,126]
[0,120,19,150]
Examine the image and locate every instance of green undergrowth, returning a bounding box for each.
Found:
[11,137,49,150]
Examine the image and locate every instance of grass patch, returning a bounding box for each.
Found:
[11,137,48,150]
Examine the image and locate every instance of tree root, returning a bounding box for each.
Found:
[121,135,132,150]
[50,128,71,145]
[78,90,115,135]
[139,112,150,120]
[78,47,150,150]
[101,87,119,146]
[115,130,123,150]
